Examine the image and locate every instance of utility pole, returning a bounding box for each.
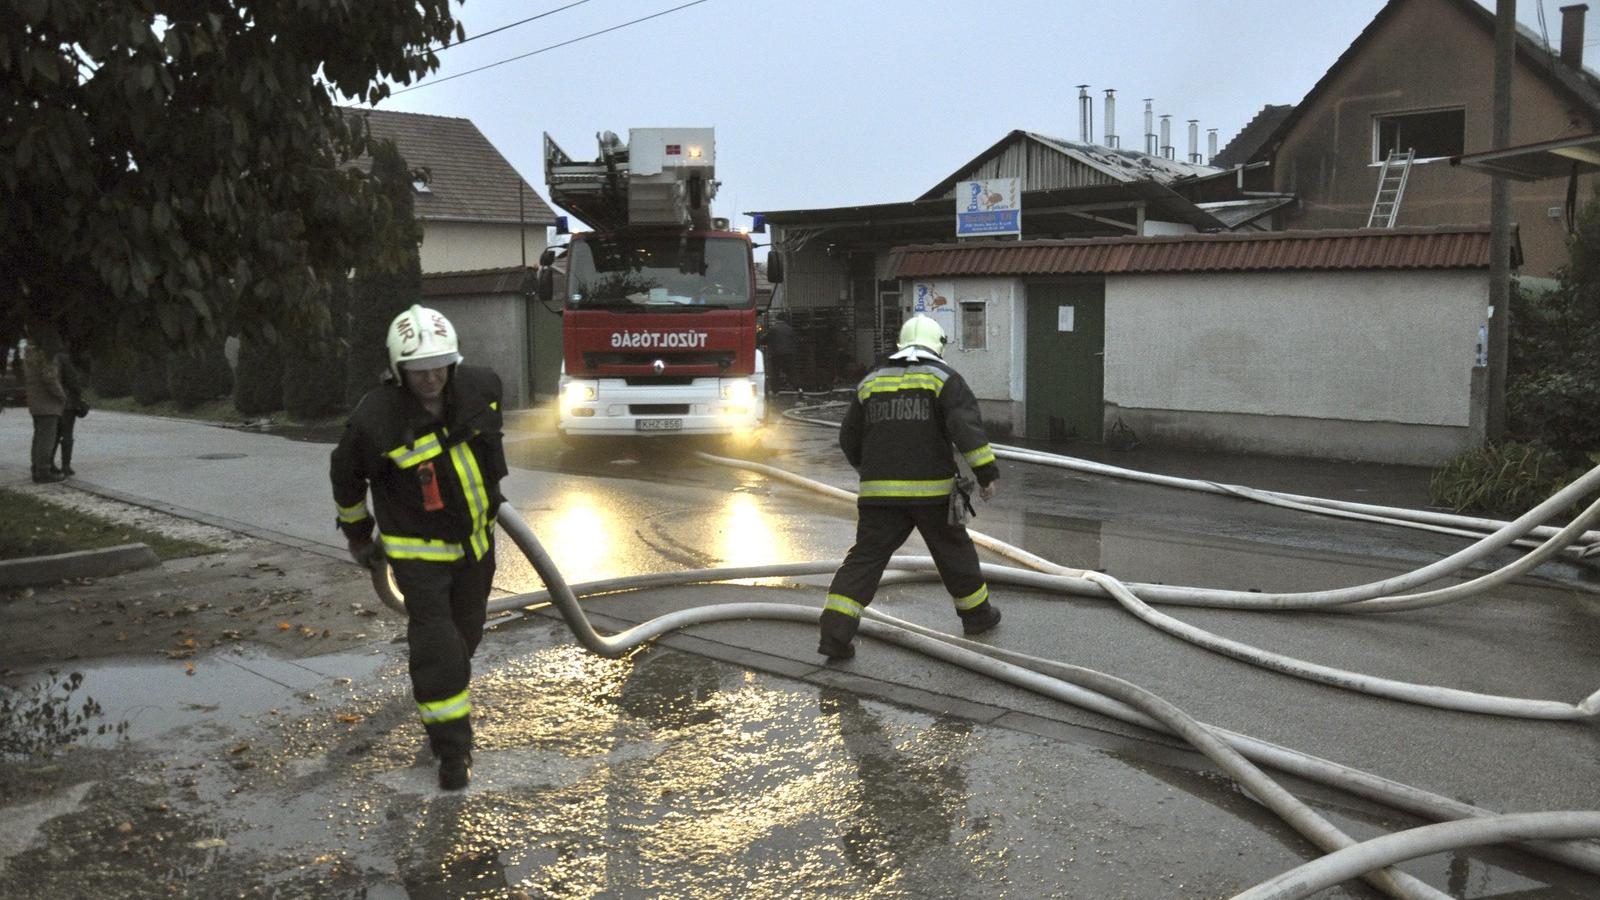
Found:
[1487,0,1515,440]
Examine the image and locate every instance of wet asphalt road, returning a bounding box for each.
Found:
[3,405,1600,897]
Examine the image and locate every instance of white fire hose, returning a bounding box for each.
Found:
[366,441,1600,897]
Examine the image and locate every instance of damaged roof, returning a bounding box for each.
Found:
[917,130,1222,202]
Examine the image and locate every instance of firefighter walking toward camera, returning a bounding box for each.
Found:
[329,305,507,791]
[818,314,1001,660]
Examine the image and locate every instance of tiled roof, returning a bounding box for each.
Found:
[888,225,1514,278]
[348,108,556,225]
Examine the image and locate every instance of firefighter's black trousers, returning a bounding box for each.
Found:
[390,548,494,759]
[821,503,992,646]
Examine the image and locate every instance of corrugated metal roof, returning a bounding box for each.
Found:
[888,226,1510,278]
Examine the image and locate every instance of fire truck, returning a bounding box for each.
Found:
[537,128,769,442]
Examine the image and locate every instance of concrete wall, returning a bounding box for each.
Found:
[1103,269,1487,464]
[425,293,532,408]
[420,221,547,275]
[1272,0,1598,275]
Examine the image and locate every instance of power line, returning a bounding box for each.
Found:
[422,0,596,54]
[392,0,712,96]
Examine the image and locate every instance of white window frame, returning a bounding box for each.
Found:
[1370,106,1467,165]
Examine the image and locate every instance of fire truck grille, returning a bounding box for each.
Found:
[583,351,735,369]
[624,377,694,386]
[630,404,690,415]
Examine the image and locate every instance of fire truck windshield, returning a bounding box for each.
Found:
[566,236,752,310]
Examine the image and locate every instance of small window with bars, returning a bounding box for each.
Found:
[960,301,987,350]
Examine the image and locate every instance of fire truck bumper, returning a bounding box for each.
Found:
[557,375,765,437]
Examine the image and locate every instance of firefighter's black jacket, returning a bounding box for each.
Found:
[840,351,998,506]
[330,366,508,559]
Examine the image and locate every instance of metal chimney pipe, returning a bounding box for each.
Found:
[1159,114,1172,159]
[1561,4,1588,69]
[1207,128,1219,164]
[1104,89,1117,148]
[1077,84,1091,143]
[1144,99,1155,155]
[1187,119,1199,163]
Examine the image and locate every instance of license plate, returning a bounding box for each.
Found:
[637,418,683,432]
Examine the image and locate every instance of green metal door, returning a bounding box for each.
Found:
[530,297,564,400]
[1025,281,1105,442]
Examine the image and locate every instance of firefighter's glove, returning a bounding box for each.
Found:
[348,536,383,569]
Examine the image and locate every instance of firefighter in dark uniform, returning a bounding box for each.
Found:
[818,314,1001,659]
[330,305,508,790]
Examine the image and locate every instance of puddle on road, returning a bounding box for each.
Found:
[16,644,393,746]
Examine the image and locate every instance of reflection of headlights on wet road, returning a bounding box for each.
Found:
[720,378,757,401]
[716,492,787,570]
[545,492,615,583]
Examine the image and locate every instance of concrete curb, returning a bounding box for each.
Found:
[0,542,160,587]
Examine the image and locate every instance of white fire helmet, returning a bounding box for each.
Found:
[897,314,947,355]
[386,304,462,380]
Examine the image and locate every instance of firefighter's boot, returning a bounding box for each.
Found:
[59,440,74,477]
[960,602,1002,636]
[439,752,471,791]
[817,605,859,660]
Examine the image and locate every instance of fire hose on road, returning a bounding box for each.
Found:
[369,444,1600,898]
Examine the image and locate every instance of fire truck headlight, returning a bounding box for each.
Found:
[721,379,757,401]
[564,382,598,404]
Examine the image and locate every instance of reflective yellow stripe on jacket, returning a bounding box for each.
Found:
[387,432,444,469]
[963,444,997,468]
[381,517,496,562]
[417,688,471,724]
[858,477,955,500]
[857,369,948,401]
[336,500,369,524]
[449,440,493,560]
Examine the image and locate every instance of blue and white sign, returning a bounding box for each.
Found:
[956,178,1021,237]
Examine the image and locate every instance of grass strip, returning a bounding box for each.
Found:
[1,488,220,561]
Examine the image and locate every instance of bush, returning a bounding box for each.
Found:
[88,346,136,398]
[1428,441,1572,517]
[233,330,284,417]
[129,351,171,405]
[281,279,349,420]
[169,337,233,410]
[345,139,422,407]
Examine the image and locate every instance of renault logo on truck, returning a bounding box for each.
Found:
[653,359,666,374]
[610,330,710,349]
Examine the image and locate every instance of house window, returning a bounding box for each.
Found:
[1373,108,1465,161]
[960,301,987,350]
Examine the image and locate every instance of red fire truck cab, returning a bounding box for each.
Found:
[538,128,768,440]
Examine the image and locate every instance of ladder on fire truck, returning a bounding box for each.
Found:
[1366,147,1415,228]
[543,130,716,232]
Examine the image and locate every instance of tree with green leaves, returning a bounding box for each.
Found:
[1,0,460,357]
[345,139,424,407]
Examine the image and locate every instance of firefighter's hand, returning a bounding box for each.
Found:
[980,482,996,502]
[348,536,380,568]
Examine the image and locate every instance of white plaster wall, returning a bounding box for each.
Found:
[1104,270,1485,427]
[420,221,547,274]
[936,277,1019,404]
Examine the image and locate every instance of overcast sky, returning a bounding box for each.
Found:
[373,0,1600,227]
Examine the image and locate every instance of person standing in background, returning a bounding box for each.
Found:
[22,323,67,484]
